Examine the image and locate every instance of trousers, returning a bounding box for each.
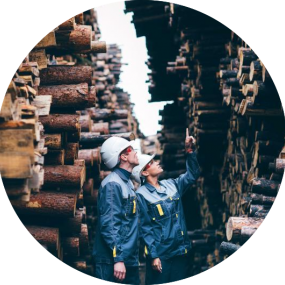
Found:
[95,263,140,285]
[145,255,188,285]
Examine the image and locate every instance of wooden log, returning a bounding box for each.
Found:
[83,178,94,197]
[0,129,34,163]
[220,70,238,79]
[78,149,93,167]
[12,192,77,218]
[29,49,47,70]
[40,66,92,85]
[35,31,57,49]
[251,193,275,205]
[20,209,84,235]
[79,224,89,254]
[45,150,65,165]
[0,153,32,179]
[43,134,62,150]
[2,179,29,198]
[240,226,257,243]
[92,122,109,134]
[38,83,95,109]
[249,60,262,82]
[39,114,80,132]
[65,143,79,165]
[31,95,52,116]
[26,226,60,252]
[80,132,135,148]
[62,237,80,257]
[275,158,285,172]
[43,165,85,189]
[87,108,128,121]
[220,241,240,255]
[75,13,84,24]
[81,41,107,53]
[250,204,270,215]
[226,217,263,241]
[58,17,75,30]
[55,25,92,51]
[251,178,280,196]
[79,115,92,132]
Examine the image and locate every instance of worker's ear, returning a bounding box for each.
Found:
[120,153,128,162]
[141,170,149,177]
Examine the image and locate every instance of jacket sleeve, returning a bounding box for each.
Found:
[98,182,124,263]
[137,193,158,259]
[172,151,200,196]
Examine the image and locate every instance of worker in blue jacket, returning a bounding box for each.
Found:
[93,137,140,284]
[132,128,200,284]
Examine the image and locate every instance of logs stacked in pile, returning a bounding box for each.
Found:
[1,63,50,202]
[125,1,180,102]
[187,230,224,275]
[171,10,232,229]
[1,10,109,276]
[219,40,284,227]
[126,1,284,275]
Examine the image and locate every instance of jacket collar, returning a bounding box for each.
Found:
[144,181,167,194]
[114,167,132,182]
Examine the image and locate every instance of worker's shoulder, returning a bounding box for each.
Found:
[101,172,122,188]
[136,185,149,196]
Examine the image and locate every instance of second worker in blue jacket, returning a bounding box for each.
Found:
[132,128,200,284]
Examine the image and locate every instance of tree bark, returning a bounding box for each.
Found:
[43,165,85,189]
[13,192,77,218]
[88,108,129,121]
[226,217,263,241]
[39,114,80,132]
[45,150,65,165]
[38,83,96,109]
[26,225,60,252]
[220,241,240,255]
[251,178,280,196]
[43,134,62,150]
[65,143,79,165]
[92,122,109,134]
[251,193,275,205]
[40,66,92,85]
[80,132,135,148]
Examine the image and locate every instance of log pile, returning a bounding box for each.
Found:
[1,8,141,277]
[126,1,284,275]
[1,65,50,202]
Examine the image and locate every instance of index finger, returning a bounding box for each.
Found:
[186,128,189,138]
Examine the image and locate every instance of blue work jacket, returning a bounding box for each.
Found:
[93,168,139,266]
[136,151,200,260]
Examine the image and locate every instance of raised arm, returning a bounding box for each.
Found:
[167,128,200,196]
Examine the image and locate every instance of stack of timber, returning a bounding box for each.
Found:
[1,64,50,202]
[1,8,141,277]
[126,1,284,276]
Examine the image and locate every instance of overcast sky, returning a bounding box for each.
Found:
[96,1,171,137]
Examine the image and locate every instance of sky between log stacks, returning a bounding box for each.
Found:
[96,1,172,137]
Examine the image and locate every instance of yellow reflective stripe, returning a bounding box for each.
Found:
[185,249,187,254]
[181,231,184,236]
[156,204,164,216]
[133,200,136,214]
[152,218,156,220]
[113,246,116,257]
[169,197,173,200]
[176,214,178,218]
[145,246,148,255]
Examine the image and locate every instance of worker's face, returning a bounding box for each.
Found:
[142,159,163,177]
[120,146,139,166]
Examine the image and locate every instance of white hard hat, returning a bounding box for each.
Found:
[131,153,155,184]
[100,137,135,169]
